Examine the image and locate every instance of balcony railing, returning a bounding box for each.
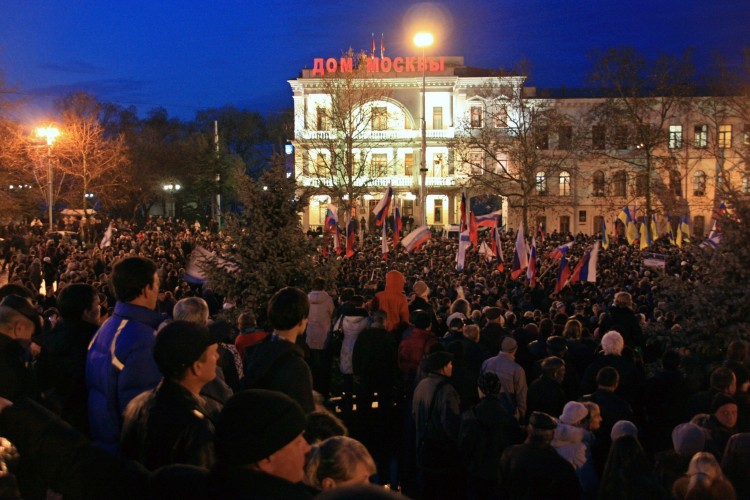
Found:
[300,129,455,141]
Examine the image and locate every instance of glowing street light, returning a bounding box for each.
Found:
[413,32,434,226]
[36,126,60,232]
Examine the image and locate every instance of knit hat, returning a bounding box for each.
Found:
[559,401,588,425]
[446,312,467,328]
[711,393,737,414]
[411,309,432,329]
[529,411,557,430]
[0,294,43,337]
[601,331,624,355]
[214,390,307,465]
[153,320,217,379]
[501,336,518,353]
[610,420,638,441]
[671,423,705,456]
[483,307,503,321]
[413,280,429,297]
[425,351,454,373]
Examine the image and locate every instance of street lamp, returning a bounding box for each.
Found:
[162,183,181,217]
[414,31,434,226]
[36,126,60,232]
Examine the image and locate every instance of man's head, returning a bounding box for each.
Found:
[614,291,633,310]
[215,390,310,484]
[268,287,309,335]
[411,309,432,330]
[111,257,159,309]
[477,372,501,398]
[500,336,518,356]
[710,366,737,396]
[600,331,624,356]
[527,411,557,444]
[58,284,100,325]
[425,350,453,377]
[596,366,620,391]
[0,294,42,341]
[311,277,326,292]
[541,356,566,383]
[173,297,210,326]
[483,307,504,325]
[712,393,738,429]
[237,311,257,331]
[413,280,429,298]
[153,320,218,388]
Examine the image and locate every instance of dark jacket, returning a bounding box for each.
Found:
[120,379,216,471]
[0,334,38,401]
[527,375,568,419]
[242,335,315,414]
[499,438,581,500]
[608,305,644,349]
[35,318,99,434]
[458,395,524,482]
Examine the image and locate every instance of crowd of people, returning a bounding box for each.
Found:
[0,215,747,499]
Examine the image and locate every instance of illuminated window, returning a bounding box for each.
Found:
[693,170,706,196]
[370,154,387,177]
[559,216,570,234]
[432,153,444,177]
[536,172,547,195]
[719,124,732,149]
[613,171,627,197]
[559,171,571,196]
[470,106,483,128]
[592,125,606,149]
[371,107,387,131]
[404,153,414,176]
[316,108,329,131]
[433,107,443,130]
[434,199,443,223]
[558,126,572,150]
[592,170,605,197]
[694,125,708,148]
[669,125,683,148]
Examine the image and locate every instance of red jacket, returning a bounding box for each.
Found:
[376,270,410,331]
[398,328,437,377]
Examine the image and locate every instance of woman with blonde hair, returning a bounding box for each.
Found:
[672,452,736,500]
[304,436,376,490]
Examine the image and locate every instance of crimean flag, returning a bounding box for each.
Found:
[346,220,356,258]
[570,242,599,283]
[493,226,505,272]
[392,206,402,248]
[401,225,432,252]
[372,185,393,227]
[554,254,571,294]
[548,241,574,260]
[526,237,538,287]
[510,223,528,279]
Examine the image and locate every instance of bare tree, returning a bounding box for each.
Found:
[452,74,584,230]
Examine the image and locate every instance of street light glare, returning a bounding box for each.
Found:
[413,32,434,48]
[36,126,60,145]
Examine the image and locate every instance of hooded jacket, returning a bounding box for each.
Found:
[242,335,315,414]
[306,290,334,350]
[375,270,410,331]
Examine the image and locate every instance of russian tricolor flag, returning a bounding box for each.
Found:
[475,210,502,228]
[372,185,393,227]
[554,254,571,293]
[526,237,537,287]
[324,204,338,231]
[346,220,356,258]
[493,226,504,272]
[570,242,599,283]
[510,223,528,279]
[393,207,402,248]
[401,225,432,252]
[548,241,574,260]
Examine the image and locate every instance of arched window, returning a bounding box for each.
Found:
[592,171,605,197]
[536,172,547,195]
[613,171,627,197]
[693,170,707,196]
[559,171,571,196]
[670,170,682,197]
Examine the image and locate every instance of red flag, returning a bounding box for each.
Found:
[346,220,356,258]
[469,212,478,246]
[380,33,385,59]
[393,207,402,248]
[371,33,376,58]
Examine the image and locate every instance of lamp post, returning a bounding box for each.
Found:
[162,183,181,217]
[414,32,433,226]
[36,126,60,232]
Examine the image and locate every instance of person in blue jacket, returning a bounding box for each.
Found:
[86,256,163,455]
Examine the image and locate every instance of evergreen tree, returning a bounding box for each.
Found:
[204,161,339,322]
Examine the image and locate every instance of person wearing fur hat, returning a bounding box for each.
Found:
[499,411,581,499]
[412,350,462,500]
[699,393,739,461]
[481,336,527,420]
[552,401,598,498]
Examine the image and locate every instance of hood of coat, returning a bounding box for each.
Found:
[384,270,405,293]
[308,290,331,305]
[552,421,589,447]
[244,336,303,385]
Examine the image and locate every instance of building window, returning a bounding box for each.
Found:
[404,153,414,176]
[669,125,683,149]
[402,199,414,217]
[592,170,605,197]
[592,125,606,149]
[742,173,750,194]
[613,171,627,197]
[558,126,572,150]
[744,124,750,145]
[593,216,604,235]
[536,216,547,232]
[670,170,682,197]
[579,210,587,223]
[717,171,728,192]
[536,172,547,195]
[559,171,571,196]
[614,126,629,150]
[535,127,549,150]
[694,124,708,149]
[370,154,387,177]
[371,107,387,131]
[559,216,570,234]
[694,216,705,239]
[432,153,444,177]
[719,124,732,149]
[434,199,443,223]
[635,172,648,197]
[316,108,329,131]
[470,106,483,128]
[693,170,707,196]
[433,107,443,130]
[469,151,484,175]
[494,106,508,128]
[315,153,327,175]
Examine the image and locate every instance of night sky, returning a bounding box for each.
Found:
[1,0,748,122]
